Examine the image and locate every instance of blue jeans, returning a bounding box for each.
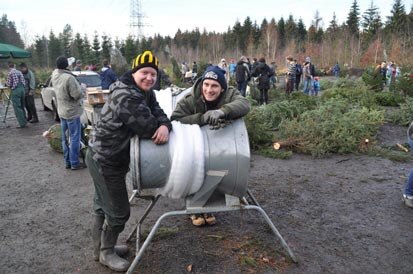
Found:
[237,81,248,97]
[61,117,81,167]
[303,78,313,95]
[404,169,413,196]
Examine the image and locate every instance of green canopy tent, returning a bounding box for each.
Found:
[0,43,31,127]
[0,43,31,59]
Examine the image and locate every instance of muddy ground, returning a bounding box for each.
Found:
[1,98,413,274]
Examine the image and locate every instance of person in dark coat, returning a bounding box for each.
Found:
[235,56,250,97]
[100,60,118,90]
[86,51,171,272]
[251,57,273,105]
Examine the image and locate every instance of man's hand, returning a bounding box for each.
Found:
[209,119,231,130]
[202,109,225,125]
[152,125,169,145]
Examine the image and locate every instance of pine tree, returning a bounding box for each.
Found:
[0,14,24,48]
[92,32,101,65]
[362,1,382,41]
[277,17,286,49]
[83,35,92,65]
[60,24,73,56]
[48,31,62,68]
[34,35,47,67]
[101,34,112,61]
[72,33,85,62]
[328,12,338,32]
[124,35,137,64]
[285,15,297,44]
[386,0,407,33]
[346,0,360,35]
[296,18,307,52]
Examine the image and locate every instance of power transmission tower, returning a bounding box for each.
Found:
[130,0,145,40]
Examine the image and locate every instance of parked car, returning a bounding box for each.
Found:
[40,71,101,121]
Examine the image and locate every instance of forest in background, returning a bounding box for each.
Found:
[0,0,412,72]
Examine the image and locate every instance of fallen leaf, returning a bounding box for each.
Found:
[187,264,193,272]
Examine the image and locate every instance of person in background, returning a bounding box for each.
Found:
[312,76,320,96]
[403,169,413,208]
[218,58,230,83]
[86,50,171,272]
[235,56,250,97]
[6,61,27,128]
[333,62,340,77]
[100,59,118,90]
[251,57,273,105]
[302,61,313,95]
[74,60,82,71]
[269,61,277,88]
[19,63,39,123]
[229,59,236,79]
[379,61,387,90]
[171,66,250,226]
[294,59,302,91]
[285,56,296,95]
[52,56,86,170]
[192,61,198,74]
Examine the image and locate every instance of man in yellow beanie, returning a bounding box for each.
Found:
[86,51,171,272]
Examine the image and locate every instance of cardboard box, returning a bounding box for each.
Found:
[86,89,110,105]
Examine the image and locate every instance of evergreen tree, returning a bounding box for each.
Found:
[48,31,62,68]
[241,17,253,53]
[232,21,243,53]
[92,32,101,65]
[328,12,338,32]
[296,18,307,51]
[124,35,137,64]
[0,14,24,47]
[34,35,47,67]
[285,15,297,43]
[277,17,286,49]
[60,24,73,56]
[346,0,360,35]
[386,0,407,33]
[83,34,92,65]
[362,1,382,41]
[72,33,85,61]
[101,34,112,61]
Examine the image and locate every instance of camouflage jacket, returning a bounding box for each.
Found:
[170,78,250,125]
[92,71,172,168]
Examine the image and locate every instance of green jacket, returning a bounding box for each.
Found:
[22,69,35,94]
[51,69,83,120]
[171,78,250,125]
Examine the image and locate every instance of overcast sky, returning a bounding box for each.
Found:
[1,0,412,45]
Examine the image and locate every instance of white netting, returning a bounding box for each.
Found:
[156,121,205,199]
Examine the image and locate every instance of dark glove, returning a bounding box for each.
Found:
[202,109,225,125]
[209,119,231,130]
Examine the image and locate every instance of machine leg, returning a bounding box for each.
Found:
[244,205,298,263]
[126,210,189,274]
[246,189,261,207]
[126,195,160,252]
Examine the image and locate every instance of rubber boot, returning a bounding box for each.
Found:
[92,215,129,261]
[99,222,130,272]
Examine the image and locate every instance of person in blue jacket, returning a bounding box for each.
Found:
[100,59,118,89]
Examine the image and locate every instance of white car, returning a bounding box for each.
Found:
[40,70,101,121]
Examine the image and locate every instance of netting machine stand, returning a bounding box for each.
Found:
[125,171,298,274]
